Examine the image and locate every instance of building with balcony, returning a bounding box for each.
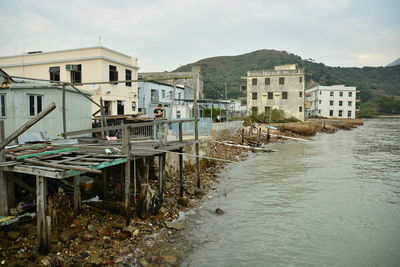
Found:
[0,46,139,115]
[243,64,305,121]
[305,85,359,119]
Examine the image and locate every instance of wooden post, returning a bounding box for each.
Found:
[99,97,105,139]
[0,121,8,216]
[7,174,15,210]
[101,168,108,199]
[36,175,49,255]
[241,128,245,144]
[62,84,67,139]
[73,175,81,216]
[178,122,184,197]
[192,68,201,188]
[122,127,131,211]
[159,153,166,202]
[133,156,137,204]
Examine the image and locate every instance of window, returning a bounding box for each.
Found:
[339,101,343,106]
[151,89,158,103]
[131,101,136,112]
[338,110,343,117]
[178,92,181,99]
[329,110,334,116]
[339,92,343,97]
[348,111,352,118]
[299,77,303,83]
[279,77,285,85]
[330,100,334,106]
[70,64,82,83]
[265,78,270,85]
[251,107,258,116]
[125,69,132,86]
[264,106,271,113]
[0,94,5,117]
[49,66,60,82]
[282,92,288,99]
[104,101,111,115]
[319,100,322,104]
[348,101,352,106]
[162,90,166,99]
[330,91,334,96]
[348,92,353,97]
[176,110,181,119]
[117,100,124,115]
[169,91,172,100]
[318,109,321,114]
[299,91,303,97]
[109,65,118,84]
[268,92,273,99]
[28,94,43,116]
[299,106,303,112]
[252,92,257,100]
[252,78,257,85]
[319,91,322,95]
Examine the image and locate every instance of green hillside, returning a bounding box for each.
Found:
[174,49,400,115]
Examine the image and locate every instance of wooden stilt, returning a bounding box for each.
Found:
[73,175,81,216]
[36,175,49,255]
[133,156,137,204]
[7,174,15,209]
[122,128,131,211]
[179,148,184,197]
[101,168,108,199]
[0,121,8,216]
[159,153,166,202]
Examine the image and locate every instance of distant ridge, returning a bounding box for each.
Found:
[387,58,400,67]
[174,49,400,101]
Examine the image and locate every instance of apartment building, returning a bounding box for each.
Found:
[0,46,138,115]
[305,85,359,119]
[243,64,305,121]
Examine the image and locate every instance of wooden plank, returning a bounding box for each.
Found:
[64,157,128,178]
[22,158,102,174]
[36,175,49,255]
[0,103,56,151]
[15,148,78,160]
[5,144,47,152]
[73,175,81,216]
[62,84,67,138]
[0,120,8,216]
[51,155,91,164]
[159,153,166,202]
[179,148,184,197]
[1,165,64,179]
[61,161,101,166]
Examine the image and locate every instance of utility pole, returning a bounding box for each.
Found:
[224,82,227,100]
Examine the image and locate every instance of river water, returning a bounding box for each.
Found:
[181,119,400,267]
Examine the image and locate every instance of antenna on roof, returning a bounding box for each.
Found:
[97,36,102,47]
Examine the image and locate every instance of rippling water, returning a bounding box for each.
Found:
[182,119,400,267]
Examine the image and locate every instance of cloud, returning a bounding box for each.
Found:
[0,0,399,70]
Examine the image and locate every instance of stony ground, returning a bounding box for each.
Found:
[0,120,360,266]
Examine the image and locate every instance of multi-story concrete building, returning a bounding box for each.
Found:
[137,81,193,119]
[243,64,305,121]
[305,85,359,119]
[0,46,139,115]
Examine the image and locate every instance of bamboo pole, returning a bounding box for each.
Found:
[0,121,8,216]
[21,158,102,174]
[62,84,67,138]
[36,175,49,254]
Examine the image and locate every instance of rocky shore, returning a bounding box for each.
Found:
[0,119,362,266]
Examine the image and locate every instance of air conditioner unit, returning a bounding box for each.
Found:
[66,64,77,71]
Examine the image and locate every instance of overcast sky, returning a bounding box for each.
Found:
[1,0,399,71]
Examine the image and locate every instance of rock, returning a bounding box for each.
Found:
[177,197,189,207]
[87,224,94,232]
[162,255,177,264]
[164,221,184,230]
[140,258,149,266]
[7,231,21,241]
[115,257,124,263]
[59,230,77,242]
[215,208,224,214]
[82,233,95,241]
[122,225,136,234]
[103,236,111,243]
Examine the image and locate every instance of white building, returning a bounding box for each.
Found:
[0,46,139,115]
[137,81,193,119]
[243,64,305,121]
[305,85,359,119]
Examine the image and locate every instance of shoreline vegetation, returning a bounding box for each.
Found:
[0,119,363,266]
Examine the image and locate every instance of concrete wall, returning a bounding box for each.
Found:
[211,121,243,140]
[1,83,92,140]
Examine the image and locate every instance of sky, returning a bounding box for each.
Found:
[0,0,399,72]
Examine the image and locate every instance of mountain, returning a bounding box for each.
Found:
[174,50,400,104]
[387,58,400,67]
